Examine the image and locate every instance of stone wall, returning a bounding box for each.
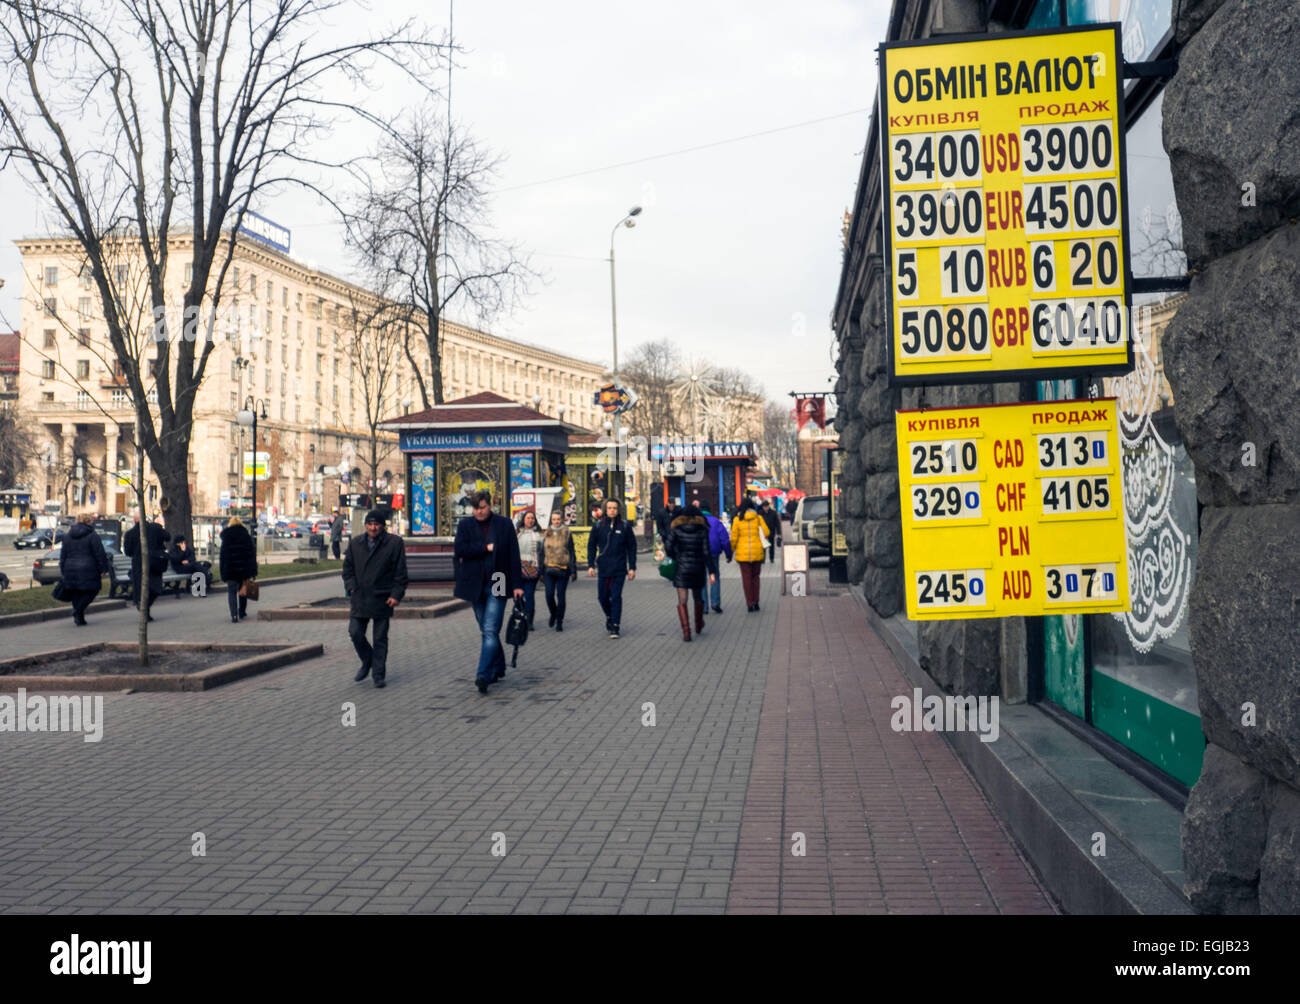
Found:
[1161,0,1300,914]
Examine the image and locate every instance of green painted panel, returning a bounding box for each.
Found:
[1043,615,1086,718]
[1091,671,1205,787]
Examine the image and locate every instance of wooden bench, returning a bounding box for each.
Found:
[108,552,208,599]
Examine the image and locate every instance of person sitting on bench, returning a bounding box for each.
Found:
[168,535,211,581]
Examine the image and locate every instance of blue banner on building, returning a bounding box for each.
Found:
[399,430,547,453]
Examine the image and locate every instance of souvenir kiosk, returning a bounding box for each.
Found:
[653,441,757,516]
[380,393,594,582]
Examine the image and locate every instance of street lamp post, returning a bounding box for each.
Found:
[236,397,268,551]
[609,205,642,480]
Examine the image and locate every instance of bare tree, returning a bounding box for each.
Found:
[620,338,683,440]
[761,400,798,485]
[0,405,43,490]
[337,292,401,495]
[0,0,444,550]
[347,105,535,409]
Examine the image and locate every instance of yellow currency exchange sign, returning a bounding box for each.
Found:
[880,24,1134,385]
[895,399,1129,620]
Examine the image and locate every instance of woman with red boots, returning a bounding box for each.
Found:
[664,503,717,642]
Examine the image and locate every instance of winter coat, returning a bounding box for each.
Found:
[218,524,259,582]
[665,514,717,590]
[453,513,523,604]
[168,542,202,575]
[655,505,679,541]
[761,508,782,542]
[587,517,637,578]
[124,521,171,593]
[330,515,345,542]
[729,508,768,563]
[342,530,409,619]
[705,515,732,560]
[541,527,577,578]
[58,523,110,592]
[516,526,545,580]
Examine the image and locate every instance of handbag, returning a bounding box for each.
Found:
[504,598,529,667]
[52,580,68,602]
[658,557,677,581]
[239,578,260,601]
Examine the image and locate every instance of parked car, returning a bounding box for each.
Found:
[34,539,120,587]
[14,528,58,549]
[797,495,831,558]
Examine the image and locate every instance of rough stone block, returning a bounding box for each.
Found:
[859,377,897,428]
[862,423,898,474]
[846,551,866,584]
[1259,780,1300,914]
[1191,504,1300,786]
[1164,0,1300,265]
[1176,0,1230,44]
[1182,743,1267,914]
[865,472,900,522]
[862,561,904,618]
[918,619,1001,696]
[862,518,902,569]
[1162,227,1300,505]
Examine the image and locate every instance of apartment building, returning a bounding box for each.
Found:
[15,230,607,516]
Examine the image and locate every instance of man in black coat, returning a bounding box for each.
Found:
[330,508,345,559]
[123,508,171,620]
[588,498,637,638]
[342,509,408,688]
[59,513,111,625]
[219,519,259,622]
[654,499,679,543]
[453,490,523,694]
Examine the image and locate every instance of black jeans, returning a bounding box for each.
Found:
[543,569,570,624]
[349,615,392,679]
[226,579,248,620]
[332,539,341,559]
[69,587,98,623]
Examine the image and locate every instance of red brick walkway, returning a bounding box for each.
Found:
[727,591,1057,914]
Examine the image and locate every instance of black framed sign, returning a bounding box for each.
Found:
[879,23,1135,386]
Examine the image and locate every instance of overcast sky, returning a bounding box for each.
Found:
[0,0,891,412]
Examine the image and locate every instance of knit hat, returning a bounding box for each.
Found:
[364,509,387,525]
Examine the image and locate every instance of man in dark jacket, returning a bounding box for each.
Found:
[654,499,679,543]
[59,513,111,625]
[588,497,637,638]
[168,535,212,587]
[760,500,782,563]
[342,509,408,688]
[123,508,171,620]
[330,508,345,559]
[453,490,523,694]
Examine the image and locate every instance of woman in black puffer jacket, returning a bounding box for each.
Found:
[59,512,111,626]
[665,503,717,642]
[219,517,259,623]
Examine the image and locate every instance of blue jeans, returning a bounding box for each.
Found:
[520,576,539,623]
[598,575,625,627]
[472,594,507,683]
[697,573,721,611]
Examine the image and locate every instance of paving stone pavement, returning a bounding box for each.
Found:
[0,557,1054,914]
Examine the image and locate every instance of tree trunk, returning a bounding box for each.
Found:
[425,305,445,405]
[134,410,150,668]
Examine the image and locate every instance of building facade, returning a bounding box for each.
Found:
[833,0,1297,913]
[14,233,608,517]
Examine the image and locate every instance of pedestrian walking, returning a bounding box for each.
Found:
[786,497,799,525]
[541,509,577,631]
[665,503,717,642]
[453,491,523,694]
[587,498,637,638]
[760,500,782,563]
[730,497,768,612]
[515,509,544,629]
[342,509,409,689]
[654,498,679,545]
[58,512,110,626]
[218,516,258,623]
[330,508,345,560]
[123,508,170,621]
[697,504,732,613]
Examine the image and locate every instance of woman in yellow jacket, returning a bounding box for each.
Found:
[729,497,768,612]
